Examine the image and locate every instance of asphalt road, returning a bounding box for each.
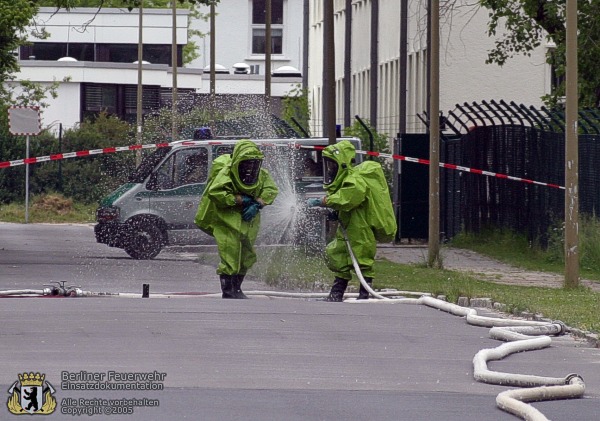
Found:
[1,223,599,420]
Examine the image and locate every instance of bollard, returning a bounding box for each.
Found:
[142,284,150,298]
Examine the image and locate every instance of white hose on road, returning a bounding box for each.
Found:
[335,229,586,420]
[0,238,587,421]
[496,374,585,421]
[0,287,85,297]
[380,294,585,420]
[0,289,46,296]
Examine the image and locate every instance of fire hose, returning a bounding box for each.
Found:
[0,229,586,420]
[338,225,585,421]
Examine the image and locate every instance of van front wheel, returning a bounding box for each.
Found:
[124,222,164,260]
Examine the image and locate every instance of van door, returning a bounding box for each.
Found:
[147,146,210,244]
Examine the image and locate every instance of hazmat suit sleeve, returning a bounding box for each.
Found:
[257,169,278,205]
[325,173,367,212]
[205,167,239,208]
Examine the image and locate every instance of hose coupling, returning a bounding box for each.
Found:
[43,281,83,297]
[565,373,584,384]
[552,320,568,334]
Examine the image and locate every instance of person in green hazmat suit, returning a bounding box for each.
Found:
[195,140,278,299]
[306,140,394,301]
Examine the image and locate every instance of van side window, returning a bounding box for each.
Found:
[154,156,175,190]
[174,148,209,186]
[214,146,233,159]
[294,149,323,180]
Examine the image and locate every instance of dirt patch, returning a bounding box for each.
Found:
[32,194,73,215]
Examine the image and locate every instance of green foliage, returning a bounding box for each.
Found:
[142,97,279,141]
[0,76,63,203]
[1,78,63,111]
[281,84,311,137]
[0,113,135,204]
[252,247,330,290]
[480,0,600,107]
[35,0,220,10]
[544,215,600,274]
[142,105,218,142]
[0,0,38,83]
[0,192,97,223]
[55,113,135,203]
[450,222,600,282]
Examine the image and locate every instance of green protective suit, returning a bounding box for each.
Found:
[322,140,374,280]
[195,140,278,276]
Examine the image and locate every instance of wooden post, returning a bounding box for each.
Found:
[564,0,579,287]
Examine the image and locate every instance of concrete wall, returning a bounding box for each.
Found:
[32,7,188,46]
[14,61,204,130]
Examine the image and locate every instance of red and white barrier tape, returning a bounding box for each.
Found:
[0,143,171,169]
[0,140,565,190]
[0,140,292,169]
[299,145,565,190]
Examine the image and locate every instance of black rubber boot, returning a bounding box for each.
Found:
[325,277,349,302]
[233,275,249,299]
[357,277,373,300]
[220,275,236,299]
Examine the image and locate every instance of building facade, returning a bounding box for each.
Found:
[11,5,303,134]
[307,0,552,137]
[190,0,304,77]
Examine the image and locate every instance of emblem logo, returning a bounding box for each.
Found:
[6,372,56,415]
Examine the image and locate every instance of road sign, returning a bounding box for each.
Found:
[8,106,41,136]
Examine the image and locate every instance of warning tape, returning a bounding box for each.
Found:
[0,143,171,169]
[0,139,293,169]
[0,140,565,190]
[299,145,565,190]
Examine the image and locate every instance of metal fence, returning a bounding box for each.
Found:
[399,101,600,244]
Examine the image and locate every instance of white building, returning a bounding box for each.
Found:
[8,2,558,139]
[10,5,303,133]
[189,0,305,77]
[307,0,552,137]
[10,7,193,131]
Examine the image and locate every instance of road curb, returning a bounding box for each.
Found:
[458,295,600,349]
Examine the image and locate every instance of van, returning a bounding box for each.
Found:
[94,137,362,259]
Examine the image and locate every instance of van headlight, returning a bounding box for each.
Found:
[96,206,120,222]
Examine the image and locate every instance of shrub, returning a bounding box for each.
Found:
[0,112,135,204]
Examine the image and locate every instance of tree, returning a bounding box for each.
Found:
[480,0,600,107]
[0,0,38,84]
[36,0,219,10]
[281,84,311,137]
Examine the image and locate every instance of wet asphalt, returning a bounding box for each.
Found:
[1,223,599,420]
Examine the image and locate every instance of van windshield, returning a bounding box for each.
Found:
[128,147,172,183]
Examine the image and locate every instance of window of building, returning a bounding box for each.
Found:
[26,42,96,61]
[23,43,179,66]
[82,83,160,123]
[84,84,117,114]
[251,0,284,55]
[547,48,565,93]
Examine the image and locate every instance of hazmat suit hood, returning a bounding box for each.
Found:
[231,140,264,194]
[322,140,356,193]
